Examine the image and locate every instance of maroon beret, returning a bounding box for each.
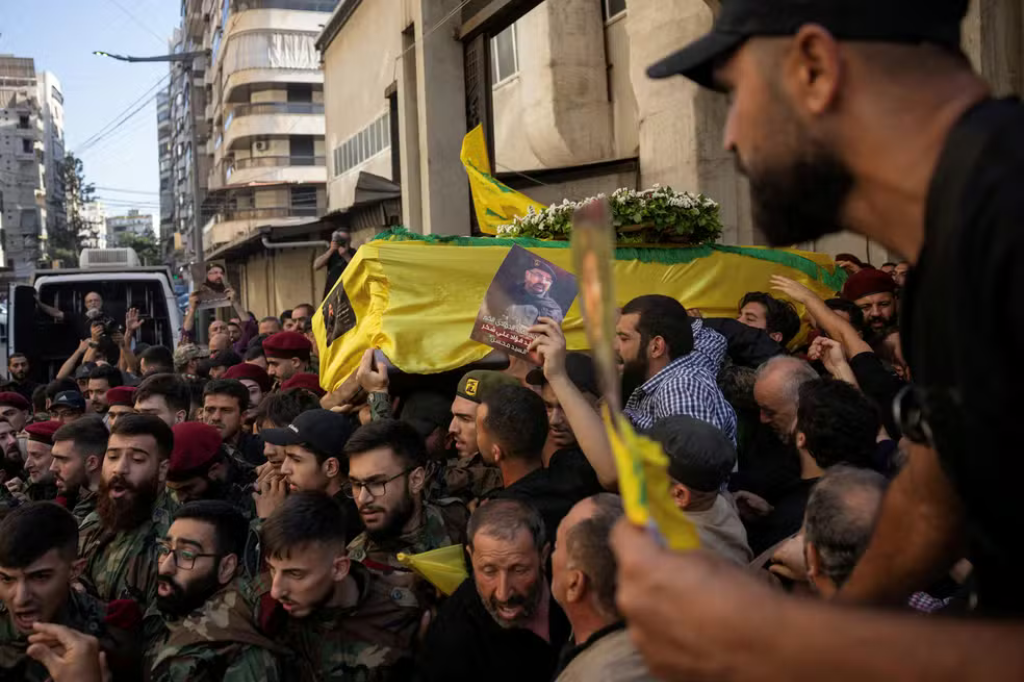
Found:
[0,392,30,411]
[25,420,61,445]
[262,331,313,360]
[106,386,137,408]
[169,422,223,480]
[842,268,897,302]
[224,362,272,393]
[280,373,325,397]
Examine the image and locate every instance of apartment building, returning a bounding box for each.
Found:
[0,56,46,278]
[157,88,176,252]
[107,208,154,246]
[37,71,65,248]
[316,0,1023,263]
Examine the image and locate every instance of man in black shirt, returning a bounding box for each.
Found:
[608,0,1024,679]
[478,384,580,539]
[315,228,357,298]
[1,354,39,404]
[419,498,570,682]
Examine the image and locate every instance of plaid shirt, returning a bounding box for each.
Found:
[624,324,738,442]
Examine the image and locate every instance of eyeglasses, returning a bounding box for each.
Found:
[343,468,414,499]
[156,542,219,570]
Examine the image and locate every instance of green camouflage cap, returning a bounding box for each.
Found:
[456,370,519,404]
[173,343,209,369]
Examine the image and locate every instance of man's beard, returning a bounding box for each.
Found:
[156,570,223,619]
[620,355,650,401]
[363,492,416,543]
[97,474,160,532]
[483,577,543,629]
[746,141,854,247]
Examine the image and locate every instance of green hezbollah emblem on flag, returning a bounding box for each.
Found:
[460,125,546,235]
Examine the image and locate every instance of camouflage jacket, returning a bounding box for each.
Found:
[0,589,141,682]
[439,454,503,502]
[144,580,288,682]
[70,487,98,523]
[79,492,178,608]
[347,501,467,649]
[256,563,414,682]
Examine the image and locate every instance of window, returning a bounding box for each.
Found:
[287,84,313,103]
[331,111,392,177]
[22,139,32,153]
[18,115,29,129]
[290,186,317,214]
[603,0,627,19]
[491,24,518,84]
[51,86,63,105]
[290,135,315,164]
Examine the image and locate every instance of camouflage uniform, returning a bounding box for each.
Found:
[0,589,141,682]
[347,501,468,650]
[144,580,288,682]
[70,487,98,523]
[255,562,414,682]
[79,492,179,608]
[440,454,503,502]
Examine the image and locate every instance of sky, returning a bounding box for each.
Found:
[0,0,182,228]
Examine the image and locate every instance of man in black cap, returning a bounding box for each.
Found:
[50,392,86,425]
[258,409,362,542]
[612,1,1024,679]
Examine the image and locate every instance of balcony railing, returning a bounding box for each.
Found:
[224,102,324,130]
[224,155,324,181]
[232,0,338,12]
[217,206,320,221]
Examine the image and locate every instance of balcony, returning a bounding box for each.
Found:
[223,155,326,186]
[222,104,325,151]
[233,0,339,11]
[202,204,322,252]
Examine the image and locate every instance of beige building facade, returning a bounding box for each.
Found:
[317,0,1023,266]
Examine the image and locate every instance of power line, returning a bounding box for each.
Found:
[73,72,170,154]
[103,0,167,45]
[94,185,161,195]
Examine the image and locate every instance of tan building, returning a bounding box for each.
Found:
[317,0,1023,267]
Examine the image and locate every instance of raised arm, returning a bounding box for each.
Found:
[770,275,871,358]
[57,339,91,380]
[528,317,617,490]
[313,243,337,271]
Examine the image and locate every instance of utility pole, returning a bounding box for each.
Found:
[94,49,209,265]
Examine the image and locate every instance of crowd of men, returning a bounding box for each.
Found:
[1,0,1022,679]
[0,242,952,682]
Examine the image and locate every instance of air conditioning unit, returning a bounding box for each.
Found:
[254,139,269,152]
[79,248,141,269]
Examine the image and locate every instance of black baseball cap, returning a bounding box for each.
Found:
[52,391,86,412]
[526,352,600,398]
[647,415,736,493]
[261,408,355,457]
[647,0,970,90]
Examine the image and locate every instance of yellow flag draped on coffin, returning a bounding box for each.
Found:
[311,228,845,392]
[460,124,547,236]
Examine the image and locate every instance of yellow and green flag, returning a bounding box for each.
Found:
[460,125,546,235]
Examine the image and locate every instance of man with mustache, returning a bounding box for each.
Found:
[79,414,177,609]
[0,418,24,498]
[144,500,284,682]
[1,353,40,405]
[0,392,30,433]
[499,258,565,329]
[14,421,61,503]
[616,295,737,442]
[344,419,468,647]
[259,491,414,680]
[611,0,1024,679]
[104,387,136,430]
[0,502,140,682]
[840,269,900,343]
[419,498,570,682]
[50,417,107,523]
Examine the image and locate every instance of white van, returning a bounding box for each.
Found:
[2,248,182,382]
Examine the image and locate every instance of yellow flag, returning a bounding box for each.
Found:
[605,407,702,552]
[460,125,547,235]
[396,545,468,596]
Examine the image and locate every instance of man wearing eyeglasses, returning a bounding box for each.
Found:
[258,409,363,544]
[144,500,285,682]
[344,419,468,648]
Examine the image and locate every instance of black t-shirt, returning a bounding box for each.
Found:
[324,247,356,297]
[486,466,580,541]
[418,578,571,682]
[906,98,1024,615]
[744,476,818,556]
[547,447,604,499]
[848,352,905,439]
